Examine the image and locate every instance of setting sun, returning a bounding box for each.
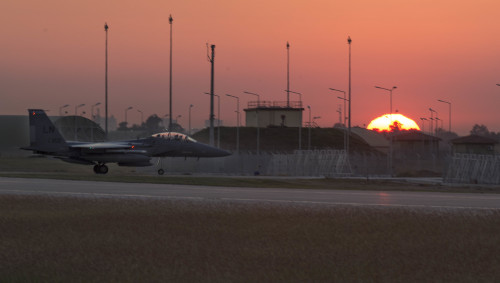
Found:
[367,114,420,132]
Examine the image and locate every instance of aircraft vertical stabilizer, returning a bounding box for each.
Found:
[27,109,68,153]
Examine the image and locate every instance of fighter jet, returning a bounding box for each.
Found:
[22,109,231,174]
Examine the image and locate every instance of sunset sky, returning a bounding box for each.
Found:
[2,0,500,135]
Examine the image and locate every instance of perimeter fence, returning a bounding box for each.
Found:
[444,153,500,184]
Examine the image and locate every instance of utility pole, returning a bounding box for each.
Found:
[208,44,216,146]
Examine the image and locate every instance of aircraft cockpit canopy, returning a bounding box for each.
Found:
[152,132,196,142]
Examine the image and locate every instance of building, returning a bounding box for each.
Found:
[392,130,441,158]
[244,100,303,128]
[451,134,498,155]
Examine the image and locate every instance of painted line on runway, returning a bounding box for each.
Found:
[0,189,205,201]
[217,197,500,210]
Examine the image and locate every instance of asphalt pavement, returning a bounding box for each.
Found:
[1,177,500,210]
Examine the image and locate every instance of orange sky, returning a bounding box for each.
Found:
[2,0,500,134]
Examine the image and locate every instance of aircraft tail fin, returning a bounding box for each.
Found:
[25,109,68,154]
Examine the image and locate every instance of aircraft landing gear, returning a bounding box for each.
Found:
[156,157,165,175]
[93,164,109,174]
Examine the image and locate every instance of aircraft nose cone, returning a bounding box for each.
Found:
[200,144,232,157]
[218,148,232,157]
[209,146,232,157]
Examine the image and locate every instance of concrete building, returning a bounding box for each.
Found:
[244,101,303,128]
[451,135,498,155]
[392,130,441,158]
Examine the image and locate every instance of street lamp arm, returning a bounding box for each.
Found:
[374,86,397,92]
[284,90,302,95]
[329,88,346,94]
[243,91,260,97]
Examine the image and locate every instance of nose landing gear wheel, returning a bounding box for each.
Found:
[158,169,165,175]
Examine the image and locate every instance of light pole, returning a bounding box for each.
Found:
[205,92,221,148]
[188,104,193,135]
[215,94,220,148]
[330,88,348,154]
[375,85,397,176]
[244,91,260,156]
[420,117,428,153]
[329,88,347,125]
[285,89,302,104]
[307,105,311,150]
[125,106,133,125]
[285,89,302,150]
[437,99,451,133]
[168,15,173,134]
[104,22,109,139]
[436,117,443,131]
[90,102,101,142]
[208,44,216,146]
[226,94,240,154]
[59,104,69,116]
[375,86,397,118]
[137,109,143,125]
[347,36,352,153]
[420,117,427,133]
[286,41,290,107]
[337,96,349,152]
[429,108,437,135]
[176,114,182,127]
[74,104,85,141]
[91,102,101,121]
[75,104,85,115]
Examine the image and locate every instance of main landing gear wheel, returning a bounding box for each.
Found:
[93,164,109,174]
[158,169,165,175]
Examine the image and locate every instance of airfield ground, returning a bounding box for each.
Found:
[1,195,499,282]
[1,157,500,281]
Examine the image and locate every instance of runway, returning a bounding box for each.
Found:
[1,177,500,210]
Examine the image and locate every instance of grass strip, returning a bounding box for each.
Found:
[0,195,499,282]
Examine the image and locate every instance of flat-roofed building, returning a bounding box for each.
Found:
[451,134,498,155]
[244,101,303,128]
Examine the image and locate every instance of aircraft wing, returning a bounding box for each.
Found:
[69,142,137,150]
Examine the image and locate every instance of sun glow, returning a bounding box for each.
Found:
[367,114,420,132]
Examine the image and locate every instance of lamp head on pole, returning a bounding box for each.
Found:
[104,22,108,31]
[287,41,290,48]
[347,36,351,44]
[169,15,173,24]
